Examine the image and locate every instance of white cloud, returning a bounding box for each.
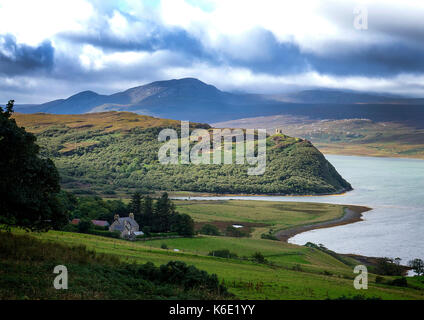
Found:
[79,44,161,71]
[0,0,94,46]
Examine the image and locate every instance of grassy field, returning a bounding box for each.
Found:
[4,200,423,299]
[173,200,349,238]
[8,228,423,300]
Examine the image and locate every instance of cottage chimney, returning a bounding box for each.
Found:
[114,214,119,221]
[129,212,134,220]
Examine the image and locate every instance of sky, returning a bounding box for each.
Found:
[1,0,424,103]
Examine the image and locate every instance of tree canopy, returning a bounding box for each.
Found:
[0,100,67,231]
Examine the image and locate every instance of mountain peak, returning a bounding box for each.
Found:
[66,90,99,100]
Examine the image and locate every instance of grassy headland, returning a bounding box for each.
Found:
[12,111,351,197]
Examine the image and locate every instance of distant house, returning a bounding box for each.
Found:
[109,213,142,239]
[70,218,109,227]
[91,220,110,227]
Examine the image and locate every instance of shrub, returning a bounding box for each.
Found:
[252,252,267,264]
[161,243,168,249]
[261,233,278,240]
[156,261,228,294]
[77,219,93,233]
[225,226,249,238]
[375,276,385,284]
[142,226,151,236]
[88,230,121,239]
[388,277,408,287]
[375,257,403,276]
[292,264,303,271]
[93,225,109,231]
[199,224,220,236]
[62,223,78,232]
[208,249,238,259]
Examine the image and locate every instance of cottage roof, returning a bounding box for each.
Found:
[118,217,139,227]
[91,220,110,227]
[70,219,109,227]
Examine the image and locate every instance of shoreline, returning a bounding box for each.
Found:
[168,187,351,198]
[275,205,372,242]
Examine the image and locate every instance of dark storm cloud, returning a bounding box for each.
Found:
[305,40,424,76]
[202,28,424,77]
[59,26,211,60]
[216,29,309,75]
[0,34,54,75]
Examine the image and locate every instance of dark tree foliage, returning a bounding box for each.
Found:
[68,195,128,222]
[199,224,220,236]
[0,101,67,231]
[170,213,195,236]
[58,192,194,237]
[375,257,404,276]
[408,258,424,276]
[252,252,267,264]
[225,225,249,237]
[129,191,142,224]
[151,192,176,232]
[30,123,352,196]
[129,191,142,214]
[137,193,194,236]
[208,249,238,259]
[141,195,153,226]
[77,218,93,233]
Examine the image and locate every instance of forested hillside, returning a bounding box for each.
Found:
[13,112,352,196]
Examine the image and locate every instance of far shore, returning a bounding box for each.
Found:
[275,205,372,242]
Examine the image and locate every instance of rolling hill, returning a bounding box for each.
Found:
[12,111,352,196]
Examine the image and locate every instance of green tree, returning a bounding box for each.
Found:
[200,224,220,236]
[77,218,93,233]
[141,195,153,227]
[170,213,194,236]
[408,258,424,276]
[252,252,267,264]
[153,192,175,232]
[129,192,142,215]
[0,100,67,231]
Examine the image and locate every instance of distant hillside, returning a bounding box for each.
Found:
[268,89,404,104]
[213,116,424,159]
[13,78,424,127]
[13,112,352,196]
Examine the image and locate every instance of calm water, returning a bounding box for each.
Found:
[174,155,424,263]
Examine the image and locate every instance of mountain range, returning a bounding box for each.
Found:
[14,78,424,127]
